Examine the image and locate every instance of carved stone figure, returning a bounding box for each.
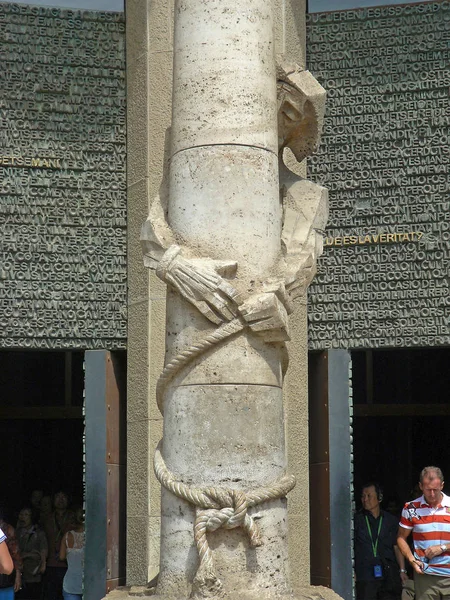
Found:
[139,2,329,600]
[277,61,329,304]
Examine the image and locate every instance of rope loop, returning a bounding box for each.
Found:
[154,442,295,595]
[153,295,295,595]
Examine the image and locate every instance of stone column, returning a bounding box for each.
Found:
[140,1,329,599]
[157,2,286,597]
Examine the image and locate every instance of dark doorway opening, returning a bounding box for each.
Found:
[352,347,450,512]
[0,350,84,523]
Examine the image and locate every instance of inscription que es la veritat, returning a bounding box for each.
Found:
[0,4,126,350]
[307,2,450,350]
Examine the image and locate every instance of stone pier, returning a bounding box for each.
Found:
[120,1,341,600]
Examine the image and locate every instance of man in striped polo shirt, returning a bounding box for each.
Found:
[397,466,450,600]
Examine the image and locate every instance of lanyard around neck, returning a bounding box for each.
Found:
[365,515,383,557]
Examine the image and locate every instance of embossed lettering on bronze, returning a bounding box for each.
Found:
[306,2,450,350]
[0,5,126,350]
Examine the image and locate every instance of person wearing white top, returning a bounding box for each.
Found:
[0,530,13,576]
[59,510,84,600]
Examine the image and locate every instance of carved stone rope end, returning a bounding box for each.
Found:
[154,445,296,596]
[193,508,223,598]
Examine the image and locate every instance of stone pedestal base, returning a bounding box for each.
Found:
[104,586,344,600]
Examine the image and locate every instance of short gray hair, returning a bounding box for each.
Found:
[420,466,444,483]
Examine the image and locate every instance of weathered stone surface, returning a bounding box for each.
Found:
[171,0,278,153]
[296,587,346,600]
[126,0,173,581]
[168,146,282,278]
[136,1,330,600]
[104,587,343,600]
[281,173,329,301]
[162,384,285,483]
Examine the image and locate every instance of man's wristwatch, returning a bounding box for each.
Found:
[400,569,407,573]
[441,544,448,552]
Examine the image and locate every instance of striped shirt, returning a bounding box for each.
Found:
[400,493,450,577]
[0,528,5,544]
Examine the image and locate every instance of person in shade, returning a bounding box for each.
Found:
[16,508,47,600]
[42,492,74,600]
[29,492,43,526]
[59,509,84,600]
[38,498,52,529]
[397,466,450,600]
[355,482,407,600]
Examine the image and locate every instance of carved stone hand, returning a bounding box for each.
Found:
[156,245,240,325]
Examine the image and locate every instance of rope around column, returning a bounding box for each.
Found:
[156,318,244,414]
[154,441,296,593]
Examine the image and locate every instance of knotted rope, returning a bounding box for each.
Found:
[154,298,295,593]
[154,442,296,592]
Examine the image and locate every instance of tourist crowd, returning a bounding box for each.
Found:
[0,490,84,600]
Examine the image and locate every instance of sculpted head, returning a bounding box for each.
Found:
[277,59,326,163]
